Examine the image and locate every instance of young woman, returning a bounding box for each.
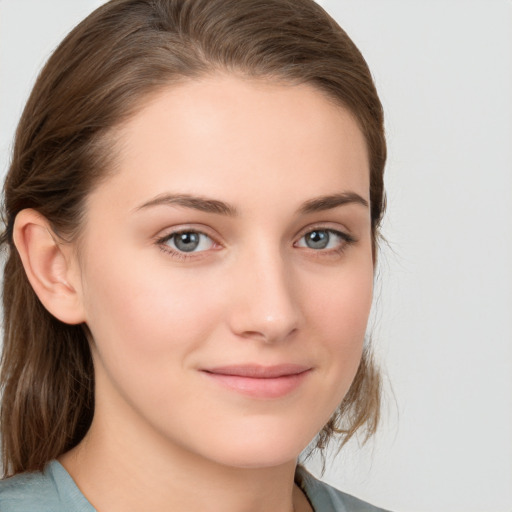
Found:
[0,0,388,510]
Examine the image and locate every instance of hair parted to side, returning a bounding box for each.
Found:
[0,0,386,477]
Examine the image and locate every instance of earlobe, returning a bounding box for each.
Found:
[12,209,86,325]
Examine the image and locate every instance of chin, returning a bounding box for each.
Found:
[196,423,316,470]
[213,449,300,470]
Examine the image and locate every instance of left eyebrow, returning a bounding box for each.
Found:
[298,192,369,214]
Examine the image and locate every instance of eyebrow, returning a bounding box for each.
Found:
[135,193,238,216]
[135,191,368,216]
[298,192,368,214]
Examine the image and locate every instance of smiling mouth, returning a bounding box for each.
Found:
[201,364,312,399]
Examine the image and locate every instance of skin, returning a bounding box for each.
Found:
[16,74,373,511]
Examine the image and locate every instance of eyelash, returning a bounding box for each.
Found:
[294,227,356,256]
[156,229,216,260]
[155,227,356,260]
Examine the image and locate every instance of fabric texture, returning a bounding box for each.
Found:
[0,460,390,511]
[0,460,94,511]
[295,466,390,512]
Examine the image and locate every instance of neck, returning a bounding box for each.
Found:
[60,411,311,512]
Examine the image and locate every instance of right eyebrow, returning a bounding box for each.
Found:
[134,193,238,216]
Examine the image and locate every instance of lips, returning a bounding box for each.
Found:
[201,364,312,399]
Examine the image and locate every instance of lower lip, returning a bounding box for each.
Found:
[202,371,311,399]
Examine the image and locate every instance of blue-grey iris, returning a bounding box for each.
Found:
[174,232,200,252]
[305,230,329,249]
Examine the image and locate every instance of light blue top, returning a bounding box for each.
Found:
[0,460,390,511]
[0,461,93,512]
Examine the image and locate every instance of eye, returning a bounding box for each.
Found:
[160,230,215,253]
[295,229,353,251]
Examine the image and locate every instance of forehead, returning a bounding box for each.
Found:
[91,74,370,213]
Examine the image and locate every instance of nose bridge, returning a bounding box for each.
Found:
[228,236,300,343]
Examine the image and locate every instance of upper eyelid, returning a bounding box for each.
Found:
[294,223,354,240]
[157,232,220,256]
[154,223,354,246]
[156,229,218,258]
[294,228,354,247]
[155,224,218,241]
[159,230,212,242]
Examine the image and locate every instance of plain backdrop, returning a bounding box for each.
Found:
[1,1,511,511]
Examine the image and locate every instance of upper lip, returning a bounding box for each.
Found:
[202,364,311,378]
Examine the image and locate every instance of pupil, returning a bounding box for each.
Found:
[175,232,200,252]
[307,230,329,249]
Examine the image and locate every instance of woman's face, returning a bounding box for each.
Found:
[76,75,373,468]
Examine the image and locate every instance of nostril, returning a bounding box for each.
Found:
[238,321,299,345]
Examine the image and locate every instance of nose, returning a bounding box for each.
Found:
[227,245,301,344]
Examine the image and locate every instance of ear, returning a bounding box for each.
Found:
[13,209,86,325]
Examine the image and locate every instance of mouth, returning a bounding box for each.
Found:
[200,364,312,399]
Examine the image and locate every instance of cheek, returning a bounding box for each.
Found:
[308,259,373,339]
[304,257,374,379]
[80,256,227,428]
[80,248,225,365]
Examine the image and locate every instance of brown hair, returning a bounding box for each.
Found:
[0,0,386,477]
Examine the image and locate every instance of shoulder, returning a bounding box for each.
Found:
[0,465,60,512]
[296,466,391,512]
[0,460,95,512]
